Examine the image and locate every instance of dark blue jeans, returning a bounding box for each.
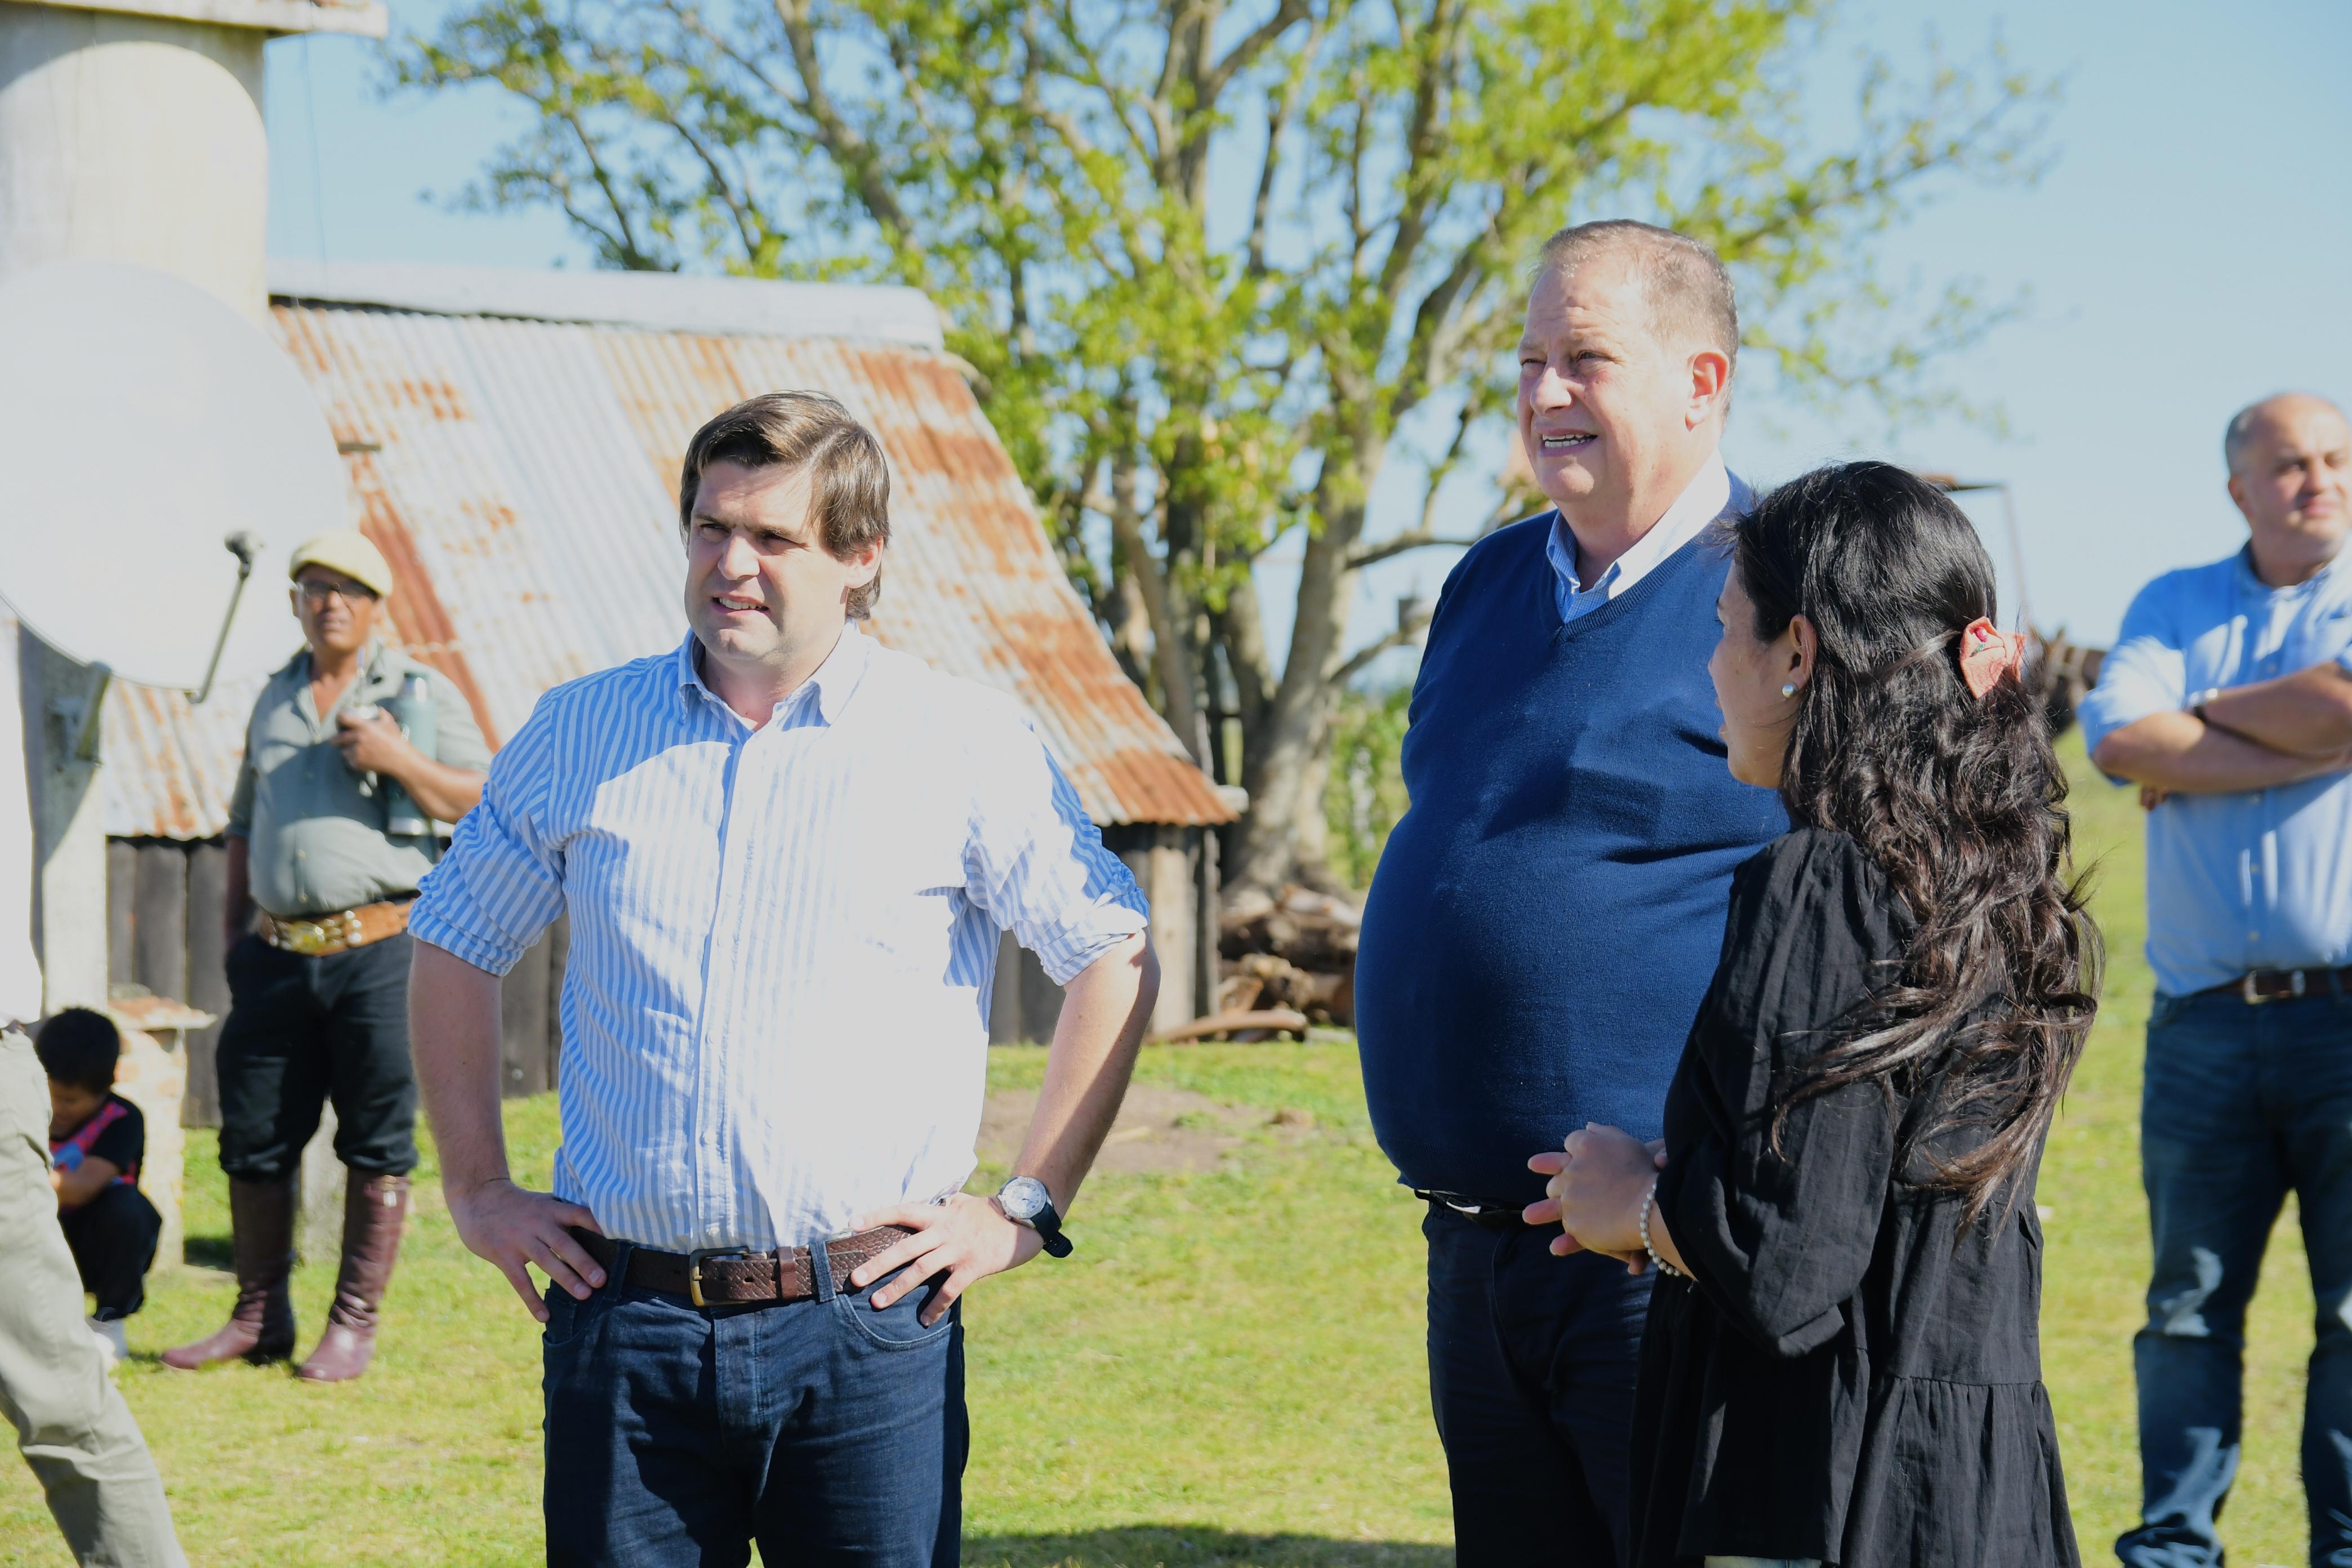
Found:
[541,1249,966,1568]
[1425,1204,1653,1567]
[2120,988,2352,1568]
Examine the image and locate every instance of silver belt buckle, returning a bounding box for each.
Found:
[2242,969,2308,1004]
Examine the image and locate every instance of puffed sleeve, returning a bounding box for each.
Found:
[1652,828,1914,1358]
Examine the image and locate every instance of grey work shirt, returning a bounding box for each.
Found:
[228,643,490,919]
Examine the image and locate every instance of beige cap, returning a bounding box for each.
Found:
[287,529,394,598]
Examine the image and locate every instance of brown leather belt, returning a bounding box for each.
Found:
[2200,965,2352,1005]
[259,898,413,956]
[571,1226,915,1308]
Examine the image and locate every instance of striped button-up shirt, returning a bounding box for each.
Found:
[409,626,1149,1251]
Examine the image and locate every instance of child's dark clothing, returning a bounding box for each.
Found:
[51,1094,162,1321]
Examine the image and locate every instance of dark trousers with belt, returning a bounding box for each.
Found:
[215,930,419,1182]
[2121,987,2352,1568]
[59,1183,162,1320]
[1426,1202,1654,1567]
[541,1250,966,1568]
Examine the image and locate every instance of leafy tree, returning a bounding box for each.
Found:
[1324,683,1413,891]
[394,0,2051,892]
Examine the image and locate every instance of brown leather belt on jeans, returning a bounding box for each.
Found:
[571,1226,916,1308]
[2200,965,2352,1005]
[259,898,413,956]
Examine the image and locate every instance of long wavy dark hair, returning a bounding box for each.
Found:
[1734,461,2100,1228]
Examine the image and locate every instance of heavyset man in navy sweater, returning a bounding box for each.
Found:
[1357,220,1786,1564]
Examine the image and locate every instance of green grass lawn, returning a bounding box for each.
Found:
[0,737,2325,1563]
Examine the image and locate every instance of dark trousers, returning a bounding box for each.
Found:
[541,1252,967,1568]
[1425,1203,1652,1567]
[216,930,418,1182]
[57,1183,161,1321]
[2121,988,2352,1568]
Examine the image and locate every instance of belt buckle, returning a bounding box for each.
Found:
[685,1248,750,1309]
[285,920,329,956]
[2241,971,2307,1005]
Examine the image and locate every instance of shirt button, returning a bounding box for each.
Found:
[700,1131,718,1147]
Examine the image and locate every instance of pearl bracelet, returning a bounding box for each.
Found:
[1639,1177,1684,1280]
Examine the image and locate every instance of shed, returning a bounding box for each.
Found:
[82,261,1235,1120]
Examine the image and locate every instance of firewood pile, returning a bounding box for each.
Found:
[1216,885,1361,1029]
[2029,631,2105,739]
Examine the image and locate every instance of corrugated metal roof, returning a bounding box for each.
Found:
[266,260,944,349]
[98,284,1231,837]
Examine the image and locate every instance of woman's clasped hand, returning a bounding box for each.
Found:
[1523,1126,1669,1271]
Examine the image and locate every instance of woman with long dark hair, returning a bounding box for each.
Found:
[1535,461,2099,1567]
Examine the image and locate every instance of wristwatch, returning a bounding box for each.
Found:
[995,1175,1073,1258]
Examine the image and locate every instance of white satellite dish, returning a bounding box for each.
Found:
[0,259,347,693]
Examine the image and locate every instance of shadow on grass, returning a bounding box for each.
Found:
[182,1233,233,1271]
[964,1529,1450,1568]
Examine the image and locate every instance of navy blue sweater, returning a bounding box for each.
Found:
[1356,513,1786,1205]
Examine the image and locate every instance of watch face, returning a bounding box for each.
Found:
[999,1176,1049,1223]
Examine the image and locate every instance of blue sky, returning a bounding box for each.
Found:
[265,1,2352,661]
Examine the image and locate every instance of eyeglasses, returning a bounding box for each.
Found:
[296,580,377,605]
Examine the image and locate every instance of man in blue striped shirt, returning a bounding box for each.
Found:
[407,391,1160,1566]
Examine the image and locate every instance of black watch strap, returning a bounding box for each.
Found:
[1031,1200,1073,1258]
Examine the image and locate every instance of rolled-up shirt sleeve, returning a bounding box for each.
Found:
[409,698,565,976]
[963,709,1149,986]
[2075,577,2188,773]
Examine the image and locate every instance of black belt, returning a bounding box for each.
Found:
[2198,966,2352,1005]
[1416,1191,1528,1232]
[571,1226,913,1308]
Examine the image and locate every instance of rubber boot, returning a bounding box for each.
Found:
[162,1176,296,1369]
[296,1173,410,1383]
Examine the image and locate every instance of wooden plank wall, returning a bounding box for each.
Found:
[105,838,565,1124]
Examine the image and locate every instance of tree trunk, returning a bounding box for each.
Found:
[1228,458,1377,891]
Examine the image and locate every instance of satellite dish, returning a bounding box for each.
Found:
[0,259,347,692]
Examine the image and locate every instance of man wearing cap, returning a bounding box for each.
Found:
[164,530,489,1383]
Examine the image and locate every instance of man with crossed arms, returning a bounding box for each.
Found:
[408,391,1158,1565]
[2084,392,2352,1568]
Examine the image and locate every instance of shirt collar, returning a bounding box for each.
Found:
[678,622,873,727]
[2237,542,2345,597]
[1547,449,1736,599]
[290,641,395,701]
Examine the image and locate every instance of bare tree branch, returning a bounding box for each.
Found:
[1345,530,1481,571]
[772,0,909,233]
[1328,609,1431,688]
[1203,0,1315,101]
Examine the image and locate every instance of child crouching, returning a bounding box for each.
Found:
[38,1008,162,1361]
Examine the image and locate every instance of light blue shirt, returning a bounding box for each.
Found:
[1545,452,1755,622]
[2077,546,2352,996]
[409,626,1149,1251]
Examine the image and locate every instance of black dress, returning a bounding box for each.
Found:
[1629,828,2079,1568]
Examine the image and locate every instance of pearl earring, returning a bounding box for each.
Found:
[1781,683,1798,699]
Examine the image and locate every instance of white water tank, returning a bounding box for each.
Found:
[0,0,386,315]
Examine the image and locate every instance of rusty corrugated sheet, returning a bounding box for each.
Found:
[100,294,1230,838]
